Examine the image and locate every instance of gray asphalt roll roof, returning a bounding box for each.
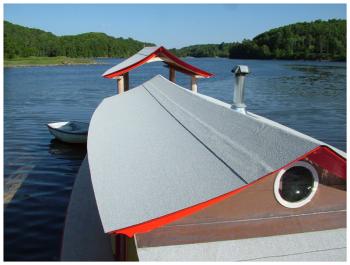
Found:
[61,157,114,261]
[88,75,322,233]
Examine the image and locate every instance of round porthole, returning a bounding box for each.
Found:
[274,161,319,208]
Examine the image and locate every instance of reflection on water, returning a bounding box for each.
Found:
[4,137,86,261]
[4,59,346,260]
[48,139,87,159]
[280,64,346,96]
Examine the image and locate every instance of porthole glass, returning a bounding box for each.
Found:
[279,166,314,202]
[274,161,318,208]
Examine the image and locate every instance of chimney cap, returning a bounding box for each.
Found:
[231,65,250,75]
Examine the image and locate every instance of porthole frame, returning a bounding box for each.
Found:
[274,161,319,208]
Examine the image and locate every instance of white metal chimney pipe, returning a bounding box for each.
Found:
[231,65,250,114]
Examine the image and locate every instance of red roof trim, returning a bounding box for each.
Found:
[103,52,158,79]
[109,145,346,237]
[103,46,213,79]
[159,47,213,78]
[307,145,346,180]
[165,63,205,77]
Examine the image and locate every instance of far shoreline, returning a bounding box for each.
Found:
[4,55,346,68]
[4,62,105,68]
[4,56,106,68]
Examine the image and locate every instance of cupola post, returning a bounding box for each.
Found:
[116,76,124,94]
[191,76,198,93]
[169,67,176,82]
[123,72,129,92]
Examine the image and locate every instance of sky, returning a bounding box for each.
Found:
[4,4,346,49]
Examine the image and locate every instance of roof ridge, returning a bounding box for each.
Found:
[143,82,248,184]
[143,78,274,181]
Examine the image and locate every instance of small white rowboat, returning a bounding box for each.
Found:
[47,121,89,144]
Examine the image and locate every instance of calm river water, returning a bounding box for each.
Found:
[4,58,346,260]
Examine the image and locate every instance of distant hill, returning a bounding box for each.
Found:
[169,43,234,58]
[4,19,346,61]
[171,19,346,61]
[4,21,155,59]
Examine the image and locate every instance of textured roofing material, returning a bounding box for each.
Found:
[102,47,159,78]
[61,157,114,261]
[87,75,329,234]
[102,46,213,78]
[136,228,346,261]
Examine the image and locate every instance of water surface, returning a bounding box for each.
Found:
[4,58,346,260]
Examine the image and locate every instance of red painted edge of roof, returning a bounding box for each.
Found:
[158,47,213,78]
[103,52,158,79]
[108,145,346,237]
[103,46,214,79]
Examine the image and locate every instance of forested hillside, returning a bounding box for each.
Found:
[169,43,234,58]
[172,19,346,61]
[4,21,154,59]
[4,19,346,61]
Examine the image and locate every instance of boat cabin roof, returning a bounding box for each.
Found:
[102,46,213,79]
[87,75,345,236]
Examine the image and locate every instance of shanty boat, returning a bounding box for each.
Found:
[47,121,88,144]
[61,47,346,261]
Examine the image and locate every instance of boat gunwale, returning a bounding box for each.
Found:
[47,122,88,136]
